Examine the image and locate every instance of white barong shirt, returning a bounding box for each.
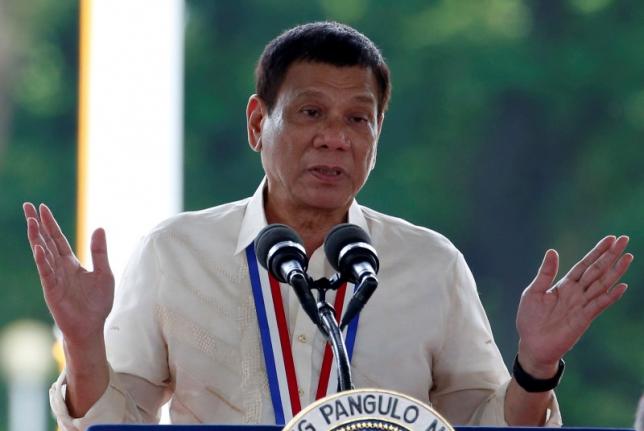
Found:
[50,182,561,430]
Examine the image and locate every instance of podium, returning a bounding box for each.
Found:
[88,426,636,431]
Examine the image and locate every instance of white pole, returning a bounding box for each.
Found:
[0,320,54,431]
[76,0,184,423]
[8,381,48,431]
[77,0,184,284]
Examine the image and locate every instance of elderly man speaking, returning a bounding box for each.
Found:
[24,22,633,431]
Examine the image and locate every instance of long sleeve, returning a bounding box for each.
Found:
[49,233,172,431]
[49,365,169,431]
[429,252,561,426]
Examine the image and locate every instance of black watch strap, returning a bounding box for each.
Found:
[512,355,565,392]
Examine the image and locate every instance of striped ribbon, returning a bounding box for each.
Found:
[246,243,359,424]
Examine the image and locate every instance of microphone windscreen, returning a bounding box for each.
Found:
[324,223,371,271]
[254,224,303,270]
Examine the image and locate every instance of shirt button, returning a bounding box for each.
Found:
[298,389,304,397]
[297,334,308,343]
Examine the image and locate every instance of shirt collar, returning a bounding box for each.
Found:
[234,178,370,255]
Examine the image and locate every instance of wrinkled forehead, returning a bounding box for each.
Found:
[276,61,380,107]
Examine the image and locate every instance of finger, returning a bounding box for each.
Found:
[565,236,615,282]
[39,203,75,258]
[90,228,112,274]
[584,283,628,322]
[578,235,629,287]
[26,217,57,266]
[33,244,58,293]
[26,217,42,248]
[527,249,559,294]
[27,213,62,261]
[584,253,634,303]
[24,203,61,259]
[40,224,63,263]
[23,202,38,221]
[30,210,65,262]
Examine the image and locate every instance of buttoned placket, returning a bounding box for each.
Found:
[284,246,336,406]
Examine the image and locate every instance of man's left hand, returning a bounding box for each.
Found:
[515,235,633,377]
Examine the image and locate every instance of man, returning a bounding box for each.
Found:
[24,22,632,430]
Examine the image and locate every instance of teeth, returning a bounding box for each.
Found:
[316,167,340,176]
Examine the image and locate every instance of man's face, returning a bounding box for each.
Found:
[248,62,383,213]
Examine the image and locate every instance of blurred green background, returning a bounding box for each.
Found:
[0,0,642,428]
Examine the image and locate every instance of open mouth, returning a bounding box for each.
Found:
[311,166,343,177]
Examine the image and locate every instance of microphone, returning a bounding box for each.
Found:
[324,224,379,328]
[254,224,319,325]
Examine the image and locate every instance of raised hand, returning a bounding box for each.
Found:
[24,202,114,345]
[516,235,633,376]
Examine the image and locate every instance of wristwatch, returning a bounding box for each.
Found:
[512,355,565,392]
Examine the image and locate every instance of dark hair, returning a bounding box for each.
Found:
[255,21,391,115]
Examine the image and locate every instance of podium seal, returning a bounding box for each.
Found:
[283,389,454,431]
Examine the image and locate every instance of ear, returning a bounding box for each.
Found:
[376,113,384,136]
[370,113,384,170]
[247,94,267,152]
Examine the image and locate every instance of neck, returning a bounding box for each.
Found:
[264,197,349,256]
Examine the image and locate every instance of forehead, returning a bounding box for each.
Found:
[276,62,379,105]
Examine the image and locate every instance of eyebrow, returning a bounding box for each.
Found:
[293,90,377,105]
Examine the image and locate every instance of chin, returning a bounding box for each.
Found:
[300,190,353,212]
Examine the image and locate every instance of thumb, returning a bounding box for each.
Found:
[528,249,559,294]
[90,228,112,274]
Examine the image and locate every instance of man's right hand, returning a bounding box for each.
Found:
[24,202,114,417]
[24,202,115,342]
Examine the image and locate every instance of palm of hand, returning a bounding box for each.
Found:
[516,236,632,370]
[24,203,115,345]
[46,257,114,341]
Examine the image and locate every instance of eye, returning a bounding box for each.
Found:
[349,114,370,125]
[300,107,321,118]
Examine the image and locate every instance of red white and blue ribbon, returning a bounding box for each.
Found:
[246,243,359,424]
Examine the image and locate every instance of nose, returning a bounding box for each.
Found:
[313,115,350,151]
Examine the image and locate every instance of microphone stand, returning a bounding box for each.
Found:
[310,276,354,392]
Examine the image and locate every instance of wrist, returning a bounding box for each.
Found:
[63,334,108,376]
[516,344,560,379]
[63,330,105,351]
[513,353,565,393]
